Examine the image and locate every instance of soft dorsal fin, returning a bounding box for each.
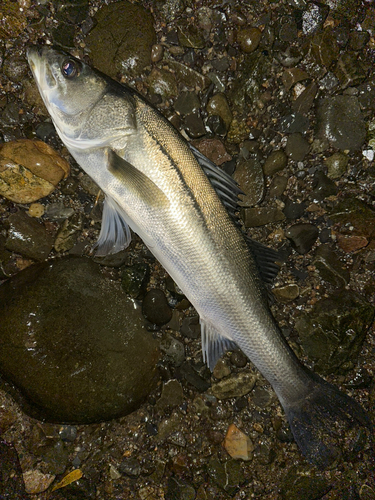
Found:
[94,196,132,256]
[190,145,243,224]
[246,237,283,284]
[200,318,238,371]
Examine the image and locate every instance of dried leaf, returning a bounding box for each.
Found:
[51,469,83,492]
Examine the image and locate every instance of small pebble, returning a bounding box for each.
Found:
[28,203,45,218]
[223,423,254,461]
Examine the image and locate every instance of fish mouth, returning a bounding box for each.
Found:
[27,45,57,94]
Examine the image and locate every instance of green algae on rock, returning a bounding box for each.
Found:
[0,257,160,423]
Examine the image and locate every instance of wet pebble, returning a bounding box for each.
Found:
[242,207,285,227]
[230,350,248,368]
[44,202,75,220]
[166,476,196,500]
[324,152,349,179]
[334,52,367,89]
[148,68,178,98]
[177,22,205,49]
[285,133,310,161]
[302,2,330,35]
[286,223,319,254]
[283,199,306,219]
[310,28,340,68]
[160,334,185,367]
[0,257,160,423]
[329,198,375,240]
[120,458,141,478]
[269,175,288,198]
[155,379,184,411]
[0,139,69,203]
[177,361,210,392]
[263,150,288,176]
[183,113,206,138]
[142,288,173,326]
[5,210,54,261]
[180,316,200,339]
[35,122,56,142]
[211,372,256,399]
[278,16,298,42]
[237,27,262,53]
[206,114,227,136]
[212,359,231,380]
[282,68,309,92]
[28,203,45,218]
[174,91,200,116]
[336,234,369,253]
[233,158,264,207]
[23,470,55,494]
[3,56,29,83]
[279,112,310,134]
[151,44,164,63]
[251,386,272,408]
[311,170,338,201]
[223,423,254,461]
[193,138,231,166]
[207,93,233,129]
[54,212,83,253]
[295,290,374,374]
[167,59,210,90]
[207,457,244,496]
[120,263,150,299]
[272,284,299,303]
[313,244,350,288]
[38,439,69,475]
[316,95,366,151]
[280,466,331,500]
[85,1,156,78]
[292,82,318,115]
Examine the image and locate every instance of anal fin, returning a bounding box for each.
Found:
[200,318,237,371]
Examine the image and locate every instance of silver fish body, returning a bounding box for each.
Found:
[27,45,370,467]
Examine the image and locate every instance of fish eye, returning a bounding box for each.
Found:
[61,59,80,79]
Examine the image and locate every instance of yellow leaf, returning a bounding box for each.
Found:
[51,469,83,492]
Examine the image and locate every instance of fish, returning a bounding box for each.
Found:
[27,45,371,468]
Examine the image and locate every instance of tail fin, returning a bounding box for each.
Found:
[284,371,372,468]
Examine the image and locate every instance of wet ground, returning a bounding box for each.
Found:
[0,0,375,498]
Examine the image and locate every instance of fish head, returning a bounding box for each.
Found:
[27,45,133,149]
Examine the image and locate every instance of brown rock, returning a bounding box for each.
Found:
[336,234,368,253]
[0,140,70,203]
[192,138,231,166]
[223,423,254,461]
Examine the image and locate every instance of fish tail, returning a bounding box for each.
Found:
[283,369,372,468]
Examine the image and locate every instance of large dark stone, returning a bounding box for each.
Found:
[0,257,160,423]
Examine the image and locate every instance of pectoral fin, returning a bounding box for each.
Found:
[94,196,131,256]
[106,149,170,209]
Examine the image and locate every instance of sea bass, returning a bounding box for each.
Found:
[27,45,370,467]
